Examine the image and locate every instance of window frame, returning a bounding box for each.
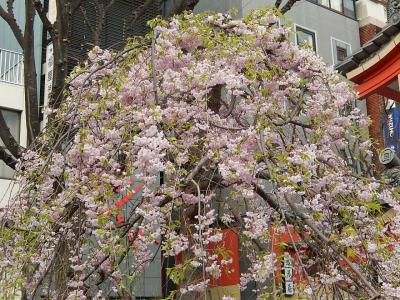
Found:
[331,37,352,66]
[307,0,356,19]
[342,0,356,18]
[0,107,21,180]
[294,24,318,53]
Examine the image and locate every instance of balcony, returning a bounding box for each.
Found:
[0,48,25,207]
[0,48,23,85]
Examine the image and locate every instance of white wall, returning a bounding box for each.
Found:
[356,0,387,27]
[0,82,26,207]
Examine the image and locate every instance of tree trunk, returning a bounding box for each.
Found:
[49,0,69,110]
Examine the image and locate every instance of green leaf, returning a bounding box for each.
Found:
[366,202,381,213]
[346,247,356,258]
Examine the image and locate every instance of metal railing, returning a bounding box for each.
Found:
[0,48,23,85]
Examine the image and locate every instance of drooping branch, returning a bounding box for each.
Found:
[254,182,380,298]
[0,9,392,299]
[82,153,208,284]
[283,195,380,299]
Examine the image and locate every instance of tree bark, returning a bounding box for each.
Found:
[0,146,18,169]
[23,0,40,144]
[166,0,199,17]
[0,112,23,158]
[49,0,69,109]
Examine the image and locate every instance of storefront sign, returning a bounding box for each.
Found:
[283,252,294,296]
[384,102,400,154]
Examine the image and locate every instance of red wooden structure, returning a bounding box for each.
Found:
[349,38,400,101]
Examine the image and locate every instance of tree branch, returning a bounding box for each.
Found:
[79,6,95,36]
[32,0,54,36]
[82,154,208,283]
[0,146,18,169]
[254,182,380,298]
[279,0,301,14]
[24,0,40,142]
[0,111,23,158]
[166,0,199,17]
[275,0,283,9]
[0,3,24,47]
[126,0,155,27]
[69,0,84,13]
[104,0,117,12]
[283,195,380,298]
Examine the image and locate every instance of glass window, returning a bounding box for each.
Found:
[317,0,330,7]
[314,0,355,18]
[332,39,351,64]
[330,0,343,12]
[296,26,317,52]
[0,109,21,179]
[343,0,355,18]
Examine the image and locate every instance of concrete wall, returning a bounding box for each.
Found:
[195,0,360,66]
[194,0,243,15]
[0,82,26,207]
[357,0,387,27]
[244,0,360,66]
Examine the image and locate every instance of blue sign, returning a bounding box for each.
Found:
[384,103,400,154]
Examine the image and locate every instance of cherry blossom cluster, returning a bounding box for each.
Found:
[1,7,399,300]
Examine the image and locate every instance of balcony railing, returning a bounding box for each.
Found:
[0,48,23,85]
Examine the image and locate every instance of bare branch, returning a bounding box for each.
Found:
[280,0,301,14]
[79,6,95,36]
[275,0,283,9]
[253,182,285,214]
[104,0,117,12]
[151,29,159,105]
[0,146,17,169]
[0,3,24,47]
[32,0,54,37]
[69,0,84,13]
[126,0,155,27]
[186,155,208,183]
[0,112,23,158]
[166,0,199,17]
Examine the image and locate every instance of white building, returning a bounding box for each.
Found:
[0,49,27,207]
[0,0,42,207]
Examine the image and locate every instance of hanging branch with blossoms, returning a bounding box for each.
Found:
[1,8,400,300]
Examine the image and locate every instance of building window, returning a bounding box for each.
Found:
[330,0,343,12]
[295,26,317,52]
[317,0,330,7]
[313,0,355,18]
[332,38,351,65]
[0,109,21,179]
[343,0,356,18]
